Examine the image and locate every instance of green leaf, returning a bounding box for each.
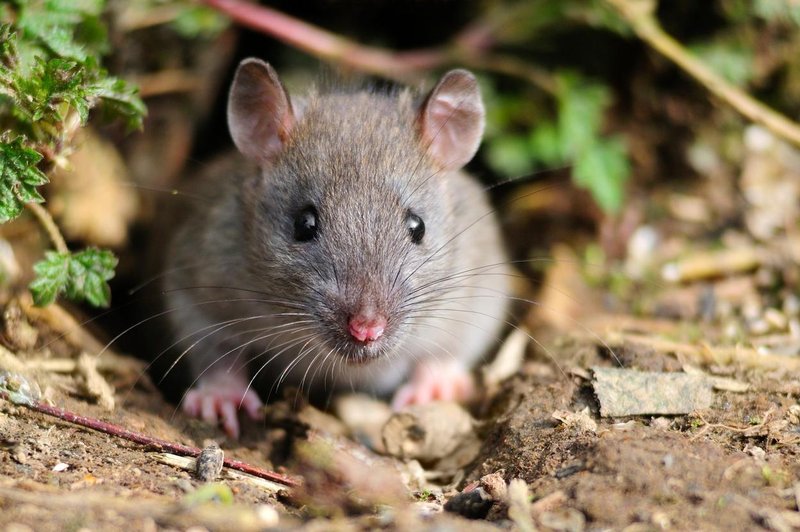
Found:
[691,42,754,86]
[528,121,564,166]
[556,73,610,156]
[89,75,146,130]
[0,136,48,223]
[29,248,117,307]
[171,6,230,39]
[485,134,535,177]
[69,247,117,307]
[754,0,800,25]
[29,251,70,307]
[572,136,630,214]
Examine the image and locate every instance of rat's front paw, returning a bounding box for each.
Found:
[391,361,475,410]
[182,373,263,439]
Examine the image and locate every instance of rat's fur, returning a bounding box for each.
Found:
[163,61,510,405]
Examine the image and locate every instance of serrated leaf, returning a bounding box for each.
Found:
[29,250,70,306]
[0,136,48,223]
[69,247,117,307]
[29,248,117,307]
[89,75,146,130]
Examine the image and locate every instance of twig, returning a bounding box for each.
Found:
[0,389,300,488]
[598,330,800,371]
[605,0,800,148]
[200,0,556,93]
[26,202,68,255]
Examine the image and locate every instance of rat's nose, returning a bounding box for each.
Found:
[348,314,386,343]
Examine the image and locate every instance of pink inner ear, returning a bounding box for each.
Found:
[420,70,485,171]
[227,59,294,164]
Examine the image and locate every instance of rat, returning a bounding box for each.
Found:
[162,58,511,438]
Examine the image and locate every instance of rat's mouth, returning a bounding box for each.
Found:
[335,335,393,365]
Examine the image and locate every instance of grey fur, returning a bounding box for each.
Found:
[163,61,511,398]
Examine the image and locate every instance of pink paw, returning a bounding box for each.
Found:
[391,361,474,410]
[182,373,263,439]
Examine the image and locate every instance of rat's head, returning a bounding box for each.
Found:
[226,59,484,365]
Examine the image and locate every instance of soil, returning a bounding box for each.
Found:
[2,274,800,531]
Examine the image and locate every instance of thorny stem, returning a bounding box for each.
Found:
[26,202,68,255]
[605,0,800,149]
[201,0,556,93]
[0,389,301,488]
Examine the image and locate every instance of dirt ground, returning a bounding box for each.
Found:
[2,257,800,532]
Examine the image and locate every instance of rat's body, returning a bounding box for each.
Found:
[163,60,511,437]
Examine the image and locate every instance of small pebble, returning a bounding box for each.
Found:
[52,462,69,472]
[764,308,787,331]
[256,505,280,527]
[789,319,800,340]
[196,442,224,482]
[748,318,770,336]
[443,487,494,519]
[784,294,800,317]
[539,507,586,532]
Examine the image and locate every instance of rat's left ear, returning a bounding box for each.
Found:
[418,69,485,171]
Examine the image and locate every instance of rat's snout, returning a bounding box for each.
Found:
[348,312,387,343]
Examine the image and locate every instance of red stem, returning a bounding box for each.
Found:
[0,390,300,487]
[202,0,448,79]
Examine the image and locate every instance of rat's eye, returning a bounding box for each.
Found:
[294,206,318,242]
[406,211,425,244]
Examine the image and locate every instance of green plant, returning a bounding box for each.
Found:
[485,72,630,214]
[0,0,146,307]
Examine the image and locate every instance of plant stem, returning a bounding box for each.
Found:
[0,389,301,487]
[202,0,445,80]
[605,0,800,148]
[200,0,556,94]
[26,202,68,255]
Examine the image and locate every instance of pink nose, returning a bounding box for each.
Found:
[348,314,386,343]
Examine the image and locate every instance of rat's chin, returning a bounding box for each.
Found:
[336,337,393,366]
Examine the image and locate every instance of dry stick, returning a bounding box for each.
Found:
[0,390,300,488]
[201,0,556,93]
[605,0,800,149]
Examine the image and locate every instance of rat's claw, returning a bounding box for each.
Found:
[181,375,264,439]
[391,361,474,410]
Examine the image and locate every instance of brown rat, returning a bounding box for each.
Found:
[163,59,511,437]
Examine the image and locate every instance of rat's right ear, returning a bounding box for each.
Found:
[228,58,294,164]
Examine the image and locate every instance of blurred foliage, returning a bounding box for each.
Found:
[170,4,230,38]
[0,0,144,307]
[479,0,800,215]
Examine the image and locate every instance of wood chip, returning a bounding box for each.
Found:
[482,327,529,388]
[661,246,762,282]
[76,352,115,410]
[382,402,480,469]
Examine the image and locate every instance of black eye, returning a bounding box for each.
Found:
[406,211,425,244]
[294,206,318,242]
